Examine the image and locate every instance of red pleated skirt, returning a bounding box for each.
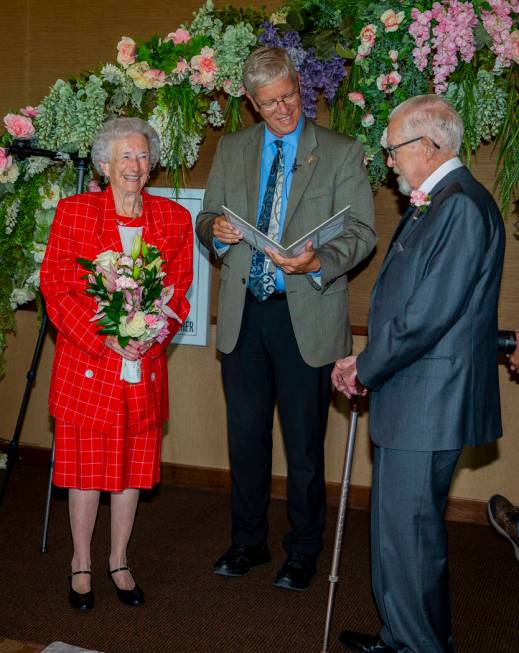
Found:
[52,392,162,492]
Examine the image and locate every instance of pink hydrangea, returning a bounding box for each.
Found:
[117,36,137,68]
[165,28,191,45]
[3,113,35,139]
[481,1,516,68]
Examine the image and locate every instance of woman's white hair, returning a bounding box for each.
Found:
[390,95,464,154]
[91,117,161,174]
[243,46,298,97]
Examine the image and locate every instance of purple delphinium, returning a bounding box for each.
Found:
[258,22,347,118]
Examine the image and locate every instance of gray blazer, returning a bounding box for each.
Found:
[357,166,505,450]
[196,119,376,367]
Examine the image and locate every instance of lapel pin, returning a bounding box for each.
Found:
[307,154,317,165]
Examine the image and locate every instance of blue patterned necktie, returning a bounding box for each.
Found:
[249,140,284,301]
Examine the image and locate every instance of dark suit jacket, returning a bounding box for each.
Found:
[196,119,376,367]
[357,166,505,450]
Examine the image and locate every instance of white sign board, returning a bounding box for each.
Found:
[146,187,210,346]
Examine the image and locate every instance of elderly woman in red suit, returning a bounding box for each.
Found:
[40,117,193,611]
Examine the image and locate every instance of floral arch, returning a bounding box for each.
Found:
[0,0,517,375]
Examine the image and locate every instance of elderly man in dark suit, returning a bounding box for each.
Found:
[333,95,505,652]
[197,46,375,591]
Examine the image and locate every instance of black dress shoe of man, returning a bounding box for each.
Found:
[338,630,396,653]
[214,543,271,577]
[272,552,316,591]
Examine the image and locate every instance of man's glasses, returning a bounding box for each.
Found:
[385,136,441,159]
[256,89,300,112]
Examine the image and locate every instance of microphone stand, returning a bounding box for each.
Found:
[0,141,89,551]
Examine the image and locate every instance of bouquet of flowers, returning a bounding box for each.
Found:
[77,235,181,383]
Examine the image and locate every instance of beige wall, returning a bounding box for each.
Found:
[2,314,518,504]
[1,0,518,504]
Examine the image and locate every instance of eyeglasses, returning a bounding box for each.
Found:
[256,89,300,112]
[385,136,441,159]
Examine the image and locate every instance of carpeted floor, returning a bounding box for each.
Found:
[1,463,518,653]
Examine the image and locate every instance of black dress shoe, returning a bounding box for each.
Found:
[69,570,94,612]
[214,543,271,577]
[338,630,396,653]
[272,553,316,591]
[108,566,145,607]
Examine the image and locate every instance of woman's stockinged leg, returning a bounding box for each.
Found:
[69,488,101,593]
[109,488,140,590]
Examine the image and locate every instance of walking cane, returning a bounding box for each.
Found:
[321,394,361,653]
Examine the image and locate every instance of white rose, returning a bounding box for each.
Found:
[10,286,35,309]
[94,250,119,271]
[0,162,20,184]
[120,311,146,339]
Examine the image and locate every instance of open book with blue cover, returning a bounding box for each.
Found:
[222,205,351,258]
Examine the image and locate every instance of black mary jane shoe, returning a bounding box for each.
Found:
[69,570,94,612]
[108,565,145,607]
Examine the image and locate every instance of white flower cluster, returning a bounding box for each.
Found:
[24,156,52,179]
[148,105,202,170]
[5,198,20,235]
[205,100,225,127]
[446,69,507,151]
[187,0,223,40]
[36,76,107,156]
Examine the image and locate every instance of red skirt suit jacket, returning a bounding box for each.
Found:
[40,187,193,435]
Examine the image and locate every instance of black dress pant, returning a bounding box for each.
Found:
[221,291,333,556]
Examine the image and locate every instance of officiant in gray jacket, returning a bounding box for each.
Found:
[196,46,375,591]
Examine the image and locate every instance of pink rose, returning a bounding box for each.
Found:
[389,50,399,63]
[117,36,137,68]
[361,113,375,128]
[360,24,377,47]
[380,9,405,33]
[0,148,13,173]
[165,28,191,45]
[88,179,102,193]
[3,113,35,139]
[20,106,39,118]
[144,314,160,327]
[347,92,366,109]
[143,68,166,88]
[511,30,519,64]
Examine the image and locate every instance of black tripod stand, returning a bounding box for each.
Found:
[0,141,89,553]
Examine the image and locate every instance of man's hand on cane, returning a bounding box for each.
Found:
[332,355,367,398]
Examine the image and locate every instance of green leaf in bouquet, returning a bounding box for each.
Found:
[117,335,130,348]
[99,326,118,335]
[76,257,96,271]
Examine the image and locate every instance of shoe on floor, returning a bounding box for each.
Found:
[214,542,271,577]
[488,494,519,560]
[338,630,396,652]
[272,552,316,591]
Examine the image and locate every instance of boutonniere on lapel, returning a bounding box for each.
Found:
[410,190,431,219]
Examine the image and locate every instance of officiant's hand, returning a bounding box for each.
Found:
[265,241,320,274]
[213,215,243,244]
[104,336,141,361]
